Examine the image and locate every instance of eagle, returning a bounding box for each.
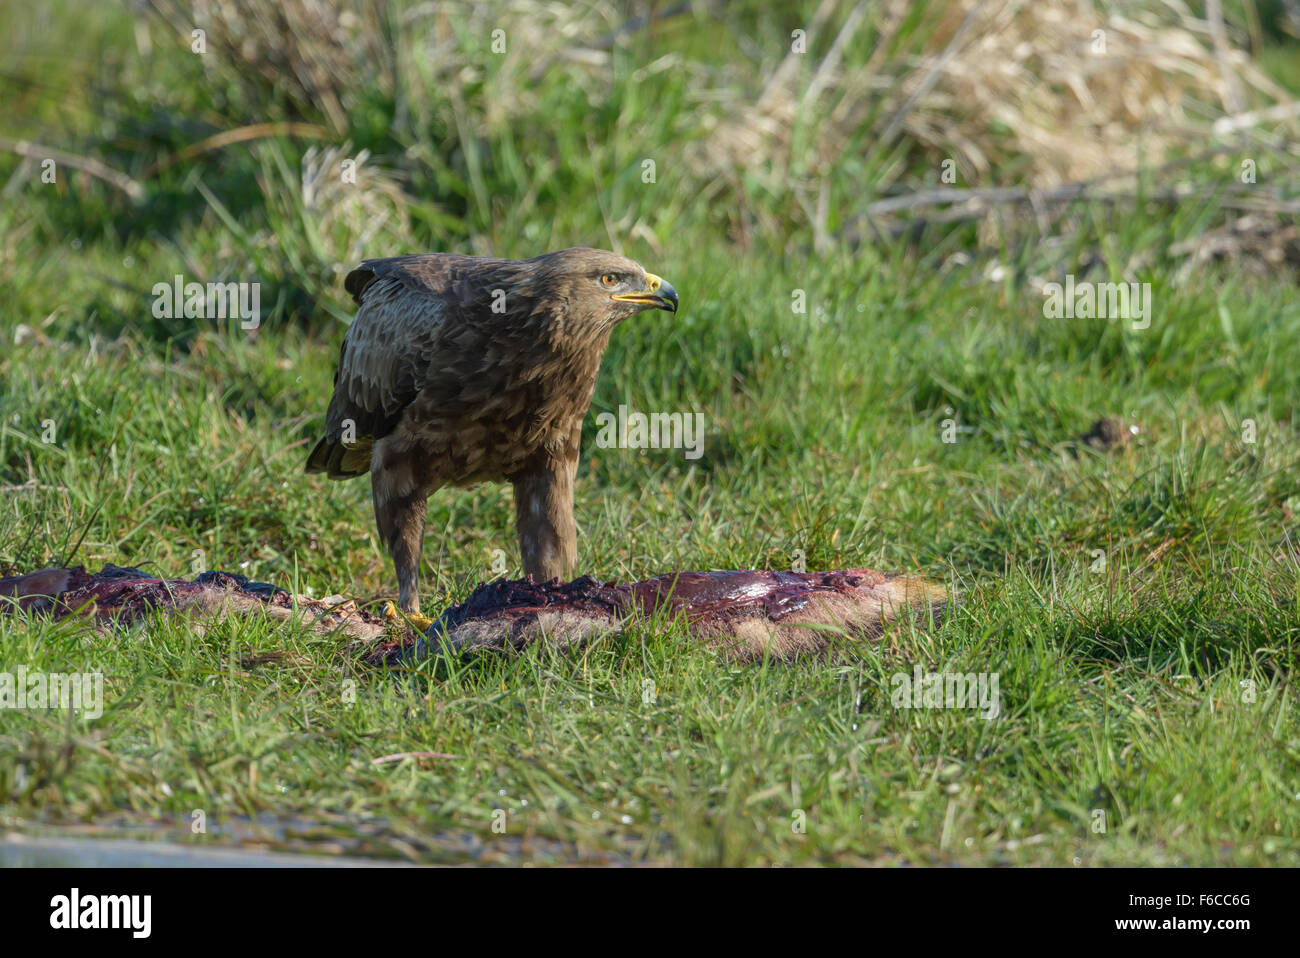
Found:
[305,248,678,618]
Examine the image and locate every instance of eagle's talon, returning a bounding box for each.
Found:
[383,601,433,633]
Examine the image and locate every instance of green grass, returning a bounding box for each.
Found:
[1,0,1299,865]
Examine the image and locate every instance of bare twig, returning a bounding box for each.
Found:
[0,137,144,201]
[141,121,330,178]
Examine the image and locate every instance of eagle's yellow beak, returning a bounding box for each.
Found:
[611,273,678,312]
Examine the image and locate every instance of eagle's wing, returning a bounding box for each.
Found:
[306,254,506,477]
[332,254,518,435]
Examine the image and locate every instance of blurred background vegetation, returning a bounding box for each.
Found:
[3,0,1300,867]
[4,0,1298,330]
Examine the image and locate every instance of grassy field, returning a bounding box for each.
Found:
[2,0,1299,865]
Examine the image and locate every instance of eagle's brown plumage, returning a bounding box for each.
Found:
[306,248,678,614]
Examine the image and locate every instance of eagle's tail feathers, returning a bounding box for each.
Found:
[305,436,373,479]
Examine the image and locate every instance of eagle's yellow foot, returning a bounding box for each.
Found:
[383,601,434,632]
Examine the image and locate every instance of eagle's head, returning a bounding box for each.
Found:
[525,247,678,329]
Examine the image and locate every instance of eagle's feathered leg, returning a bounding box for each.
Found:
[372,451,428,614]
[511,451,578,583]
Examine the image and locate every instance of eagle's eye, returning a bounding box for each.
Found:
[600,273,620,287]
